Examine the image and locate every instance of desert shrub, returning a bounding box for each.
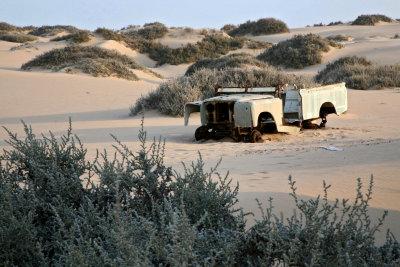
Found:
[393,33,400,39]
[95,27,127,41]
[0,121,243,265]
[130,67,316,116]
[29,25,79,36]
[221,24,237,33]
[352,14,393,26]
[137,22,168,40]
[20,45,150,80]
[51,30,91,43]
[0,22,20,32]
[246,40,273,49]
[0,33,37,43]
[316,56,400,89]
[328,21,344,26]
[313,22,324,27]
[326,34,353,42]
[238,176,400,266]
[96,27,246,66]
[1,122,399,265]
[257,33,343,69]
[185,53,269,75]
[228,18,289,37]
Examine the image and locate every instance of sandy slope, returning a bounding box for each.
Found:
[1,23,400,244]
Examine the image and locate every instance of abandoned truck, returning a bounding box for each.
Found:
[184,82,347,142]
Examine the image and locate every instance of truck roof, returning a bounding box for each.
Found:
[203,94,274,103]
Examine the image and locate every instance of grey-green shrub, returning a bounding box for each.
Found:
[316,56,400,89]
[136,22,168,40]
[185,53,269,76]
[51,30,91,43]
[1,122,399,265]
[0,32,37,43]
[130,67,316,116]
[20,45,160,80]
[29,25,79,36]
[257,33,343,69]
[228,18,289,37]
[95,27,246,66]
[352,14,393,26]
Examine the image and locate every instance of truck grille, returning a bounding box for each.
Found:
[205,102,234,124]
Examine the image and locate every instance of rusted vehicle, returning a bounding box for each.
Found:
[184,83,347,142]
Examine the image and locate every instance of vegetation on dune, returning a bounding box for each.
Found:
[130,67,316,116]
[28,25,80,36]
[326,34,353,42]
[20,45,160,81]
[135,22,169,40]
[352,14,393,26]
[185,53,269,76]
[96,27,247,65]
[257,33,343,69]
[328,21,344,26]
[228,18,290,37]
[316,56,400,89]
[50,30,91,44]
[0,32,38,43]
[246,39,273,49]
[0,122,399,266]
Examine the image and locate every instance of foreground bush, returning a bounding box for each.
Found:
[352,14,393,26]
[130,67,316,116]
[20,45,162,80]
[185,53,269,75]
[0,32,37,43]
[0,122,399,265]
[257,33,343,69]
[228,18,289,37]
[316,56,400,89]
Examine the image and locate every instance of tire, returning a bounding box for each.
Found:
[195,126,208,141]
[250,130,262,143]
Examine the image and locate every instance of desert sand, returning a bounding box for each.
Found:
[1,23,399,244]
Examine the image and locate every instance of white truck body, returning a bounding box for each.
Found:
[185,83,347,142]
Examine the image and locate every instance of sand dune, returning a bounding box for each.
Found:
[1,22,399,244]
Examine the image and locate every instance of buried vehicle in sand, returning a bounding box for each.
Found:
[184,83,347,142]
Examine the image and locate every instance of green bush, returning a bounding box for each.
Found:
[29,25,80,36]
[0,33,37,43]
[51,30,91,43]
[257,33,343,69]
[130,67,316,116]
[328,21,344,26]
[20,45,155,80]
[96,27,246,66]
[185,53,269,76]
[221,24,237,33]
[228,18,289,37]
[316,56,400,89]
[0,22,19,32]
[352,14,393,26]
[1,122,399,265]
[246,40,272,49]
[326,34,352,42]
[137,22,168,40]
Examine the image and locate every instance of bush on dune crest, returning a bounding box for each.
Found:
[0,122,399,265]
[95,27,247,65]
[228,18,289,37]
[257,33,343,69]
[20,45,153,80]
[0,32,37,43]
[316,56,400,89]
[50,30,91,44]
[352,14,393,26]
[130,67,316,116]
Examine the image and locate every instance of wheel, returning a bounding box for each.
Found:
[195,126,209,141]
[250,130,262,143]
